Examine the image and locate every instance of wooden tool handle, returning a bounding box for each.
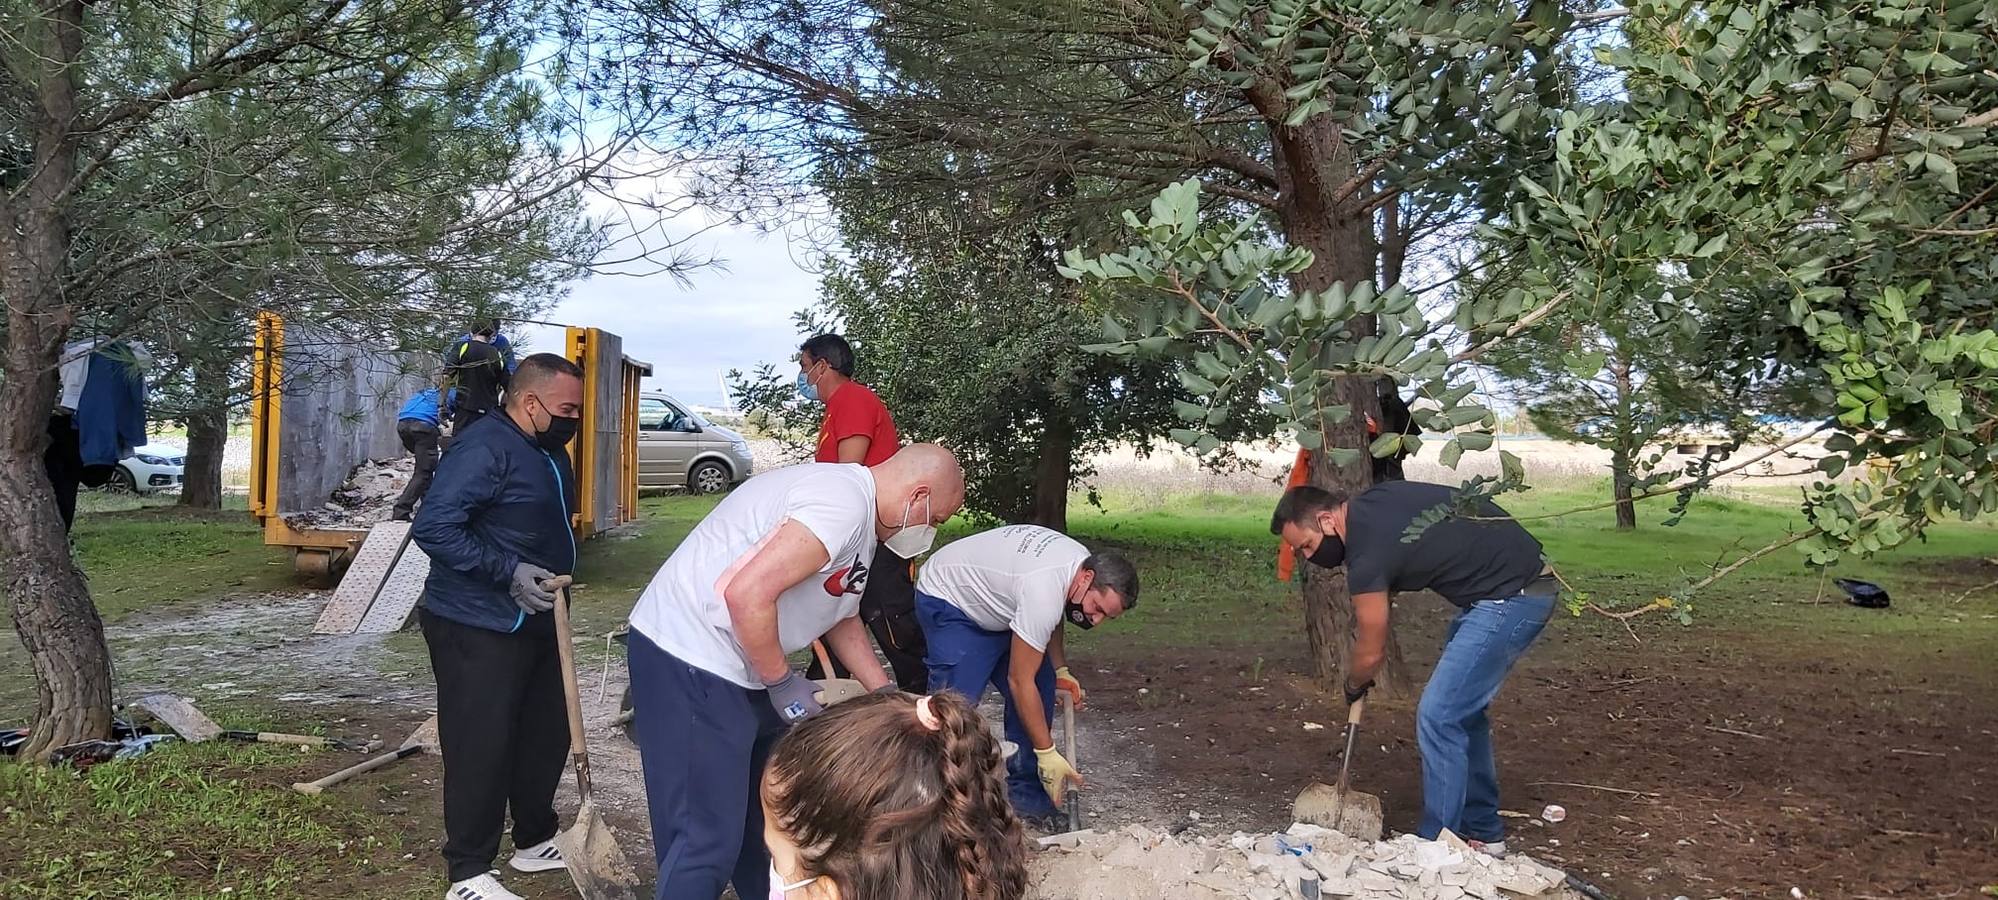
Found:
[291,745,418,794]
[254,732,332,747]
[554,586,594,801]
[810,639,835,675]
[1347,696,1366,725]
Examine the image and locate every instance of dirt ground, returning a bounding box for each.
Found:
[1073,600,1998,900]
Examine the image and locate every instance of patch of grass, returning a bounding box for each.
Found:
[73,503,290,621]
[0,744,432,900]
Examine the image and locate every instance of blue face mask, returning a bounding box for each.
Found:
[796,371,821,403]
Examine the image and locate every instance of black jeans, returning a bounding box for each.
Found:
[393,420,441,519]
[420,609,570,882]
[805,543,928,692]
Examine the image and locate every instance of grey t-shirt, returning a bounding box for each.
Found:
[1343,481,1546,608]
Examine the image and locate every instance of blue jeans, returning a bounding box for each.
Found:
[1415,592,1554,842]
[627,631,785,900]
[915,591,1060,818]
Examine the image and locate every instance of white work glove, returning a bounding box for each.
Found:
[510,562,557,614]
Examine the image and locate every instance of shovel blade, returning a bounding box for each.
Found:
[554,798,642,900]
[1293,781,1385,842]
[131,694,222,743]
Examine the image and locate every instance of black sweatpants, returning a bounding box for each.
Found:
[420,608,570,882]
[805,543,928,692]
[393,420,442,519]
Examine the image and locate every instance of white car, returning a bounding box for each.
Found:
[114,444,186,494]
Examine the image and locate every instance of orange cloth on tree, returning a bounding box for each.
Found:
[1276,448,1312,582]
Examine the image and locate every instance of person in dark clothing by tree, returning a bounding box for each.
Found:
[1274,482,1554,859]
[445,322,509,434]
[411,353,584,900]
[1370,378,1421,483]
[391,382,454,521]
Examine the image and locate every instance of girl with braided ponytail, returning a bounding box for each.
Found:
[760,691,1029,900]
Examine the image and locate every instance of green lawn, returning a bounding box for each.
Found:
[72,497,291,622]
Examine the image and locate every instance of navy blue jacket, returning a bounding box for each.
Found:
[77,349,148,468]
[413,411,577,633]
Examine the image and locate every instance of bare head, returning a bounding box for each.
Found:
[761,691,1028,900]
[505,353,583,438]
[1271,485,1350,559]
[870,443,965,542]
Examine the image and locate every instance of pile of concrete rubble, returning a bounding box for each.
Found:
[282,457,413,530]
[1030,824,1580,900]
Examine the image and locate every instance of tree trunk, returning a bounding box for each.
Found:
[178,351,232,510]
[1027,404,1074,531]
[1248,83,1408,693]
[1610,344,1637,531]
[0,0,115,761]
[1611,448,1637,531]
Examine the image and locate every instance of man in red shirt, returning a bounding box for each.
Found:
[797,334,928,690]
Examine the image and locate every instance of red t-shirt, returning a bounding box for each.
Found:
[815,381,901,466]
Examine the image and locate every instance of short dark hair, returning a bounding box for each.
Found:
[1082,551,1138,609]
[509,352,583,399]
[1270,485,1349,535]
[473,320,499,338]
[799,333,855,377]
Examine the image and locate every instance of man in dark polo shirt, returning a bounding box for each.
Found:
[1273,481,1555,857]
[796,333,927,691]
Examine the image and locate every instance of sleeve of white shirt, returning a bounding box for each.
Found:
[1008,565,1069,652]
[782,476,870,577]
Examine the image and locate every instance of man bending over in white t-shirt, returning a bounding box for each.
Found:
[624,443,964,900]
[914,524,1138,830]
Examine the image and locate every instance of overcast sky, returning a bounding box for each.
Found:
[512,209,824,410]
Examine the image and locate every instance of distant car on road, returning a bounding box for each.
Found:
[113,443,186,494]
[637,392,753,494]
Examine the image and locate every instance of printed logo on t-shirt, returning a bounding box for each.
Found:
[823,556,870,597]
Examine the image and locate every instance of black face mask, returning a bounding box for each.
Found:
[1064,600,1095,630]
[1307,533,1346,569]
[530,398,580,451]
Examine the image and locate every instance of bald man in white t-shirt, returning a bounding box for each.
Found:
[626,444,963,900]
[914,524,1139,828]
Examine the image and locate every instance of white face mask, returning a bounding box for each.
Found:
[884,494,936,558]
[768,863,818,899]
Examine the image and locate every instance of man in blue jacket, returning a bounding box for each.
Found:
[413,352,584,900]
[391,383,455,521]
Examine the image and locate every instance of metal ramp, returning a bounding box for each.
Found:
[312,521,430,635]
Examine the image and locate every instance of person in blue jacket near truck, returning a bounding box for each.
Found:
[411,352,585,900]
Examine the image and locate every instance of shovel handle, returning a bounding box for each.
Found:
[554,586,595,801]
[1347,696,1366,725]
[810,639,835,675]
[291,744,419,794]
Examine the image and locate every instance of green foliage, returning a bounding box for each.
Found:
[1060,178,1498,468]
[1069,0,1998,577]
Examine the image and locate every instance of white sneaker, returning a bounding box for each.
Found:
[446,872,524,900]
[1467,839,1509,859]
[509,838,567,873]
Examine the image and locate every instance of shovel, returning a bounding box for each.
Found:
[292,715,439,794]
[553,585,642,900]
[810,640,868,707]
[1292,697,1385,841]
[132,693,380,752]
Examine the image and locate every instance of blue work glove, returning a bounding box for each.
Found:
[764,671,824,723]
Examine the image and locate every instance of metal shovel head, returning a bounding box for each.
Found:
[402,715,441,754]
[555,796,641,900]
[130,694,222,743]
[1292,780,1385,842]
[813,677,868,707]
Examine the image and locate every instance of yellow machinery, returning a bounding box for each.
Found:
[251,312,650,578]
